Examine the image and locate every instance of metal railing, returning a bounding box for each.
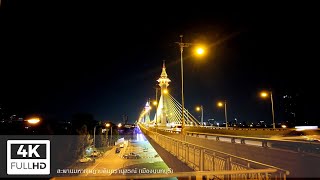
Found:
[185,131,320,154]
[139,123,289,180]
[156,127,320,154]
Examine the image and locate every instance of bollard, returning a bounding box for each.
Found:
[241,139,246,144]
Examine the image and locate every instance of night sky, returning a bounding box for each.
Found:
[1,1,319,125]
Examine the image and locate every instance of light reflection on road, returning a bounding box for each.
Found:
[79,127,176,179]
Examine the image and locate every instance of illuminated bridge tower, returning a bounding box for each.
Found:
[156,61,171,126]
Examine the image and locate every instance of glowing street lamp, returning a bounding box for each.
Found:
[196,47,205,55]
[26,117,41,124]
[153,86,160,127]
[260,90,275,129]
[195,105,204,126]
[152,100,158,128]
[176,35,206,131]
[217,100,228,128]
[153,101,157,106]
[106,123,113,146]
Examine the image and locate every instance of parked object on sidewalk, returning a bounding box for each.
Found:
[123,153,140,159]
[79,157,93,163]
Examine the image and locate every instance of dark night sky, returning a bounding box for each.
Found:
[1,1,319,125]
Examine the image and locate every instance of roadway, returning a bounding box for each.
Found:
[79,134,176,178]
[151,127,320,178]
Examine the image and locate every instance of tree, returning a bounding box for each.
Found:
[95,126,107,148]
[73,124,92,159]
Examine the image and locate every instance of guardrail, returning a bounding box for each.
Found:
[198,125,293,131]
[139,123,289,180]
[185,126,294,138]
[156,127,320,154]
[185,131,320,154]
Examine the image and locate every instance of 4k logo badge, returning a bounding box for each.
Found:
[7,140,50,175]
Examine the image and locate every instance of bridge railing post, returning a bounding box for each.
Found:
[200,149,204,171]
[262,140,268,148]
[225,156,232,180]
[212,152,215,171]
[184,143,187,163]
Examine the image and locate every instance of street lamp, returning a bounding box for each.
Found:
[25,117,41,125]
[153,86,159,127]
[217,100,228,128]
[24,117,41,134]
[153,101,157,106]
[93,125,97,149]
[153,100,158,127]
[176,35,205,131]
[260,90,275,129]
[106,123,113,146]
[195,105,204,126]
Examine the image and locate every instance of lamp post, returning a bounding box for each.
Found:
[153,86,159,126]
[217,101,228,128]
[106,123,113,146]
[93,125,97,149]
[176,35,205,131]
[196,105,204,126]
[260,91,275,129]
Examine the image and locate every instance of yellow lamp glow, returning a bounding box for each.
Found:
[26,118,40,124]
[153,101,157,106]
[260,92,269,98]
[196,47,204,55]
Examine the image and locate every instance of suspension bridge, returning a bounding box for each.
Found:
[51,62,320,179]
[134,62,320,179]
[138,62,200,128]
